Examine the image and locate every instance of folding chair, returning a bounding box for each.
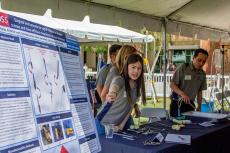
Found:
[138,108,168,126]
[224,90,230,107]
[215,92,230,111]
[224,90,230,98]
[213,87,220,93]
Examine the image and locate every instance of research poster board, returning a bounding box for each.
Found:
[0,11,101,153]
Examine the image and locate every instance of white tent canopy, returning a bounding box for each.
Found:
[0,8,154,43]
[1,0,230,42]
[87,0,230,42]
[89,0,230,31]
[53,15,154,43]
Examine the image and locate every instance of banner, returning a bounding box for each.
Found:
[0,11,101,153]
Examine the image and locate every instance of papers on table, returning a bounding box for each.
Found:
[165,134,191,145]
[199,121,215,127]
[182,111,228,119]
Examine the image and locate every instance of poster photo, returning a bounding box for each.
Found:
[22,39,70,115]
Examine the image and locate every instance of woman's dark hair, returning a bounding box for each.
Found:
[121,53,146,105]
[109,44,122,55]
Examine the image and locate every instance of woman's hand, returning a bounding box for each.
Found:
[132,104,141,118]
[106,84,118,102]
[105,91,116,102]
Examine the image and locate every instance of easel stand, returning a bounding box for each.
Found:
[220,45,225,113]
[219,44,230,114]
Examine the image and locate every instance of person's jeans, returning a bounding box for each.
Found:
[123,116,134,130]
[170,99,195,117]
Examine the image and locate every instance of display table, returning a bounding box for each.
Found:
[99,117,230,153]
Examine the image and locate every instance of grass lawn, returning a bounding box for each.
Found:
[134,97,229,125]
[133,97,171,125]
[140,97,171,110]
[94,96,227,126]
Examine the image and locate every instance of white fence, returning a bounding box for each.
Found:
[85,71,230,100]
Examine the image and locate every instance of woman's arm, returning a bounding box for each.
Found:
[96,84,103,98]
[100,86,109,102]
[105,84,119,102]
[132,103,141,118]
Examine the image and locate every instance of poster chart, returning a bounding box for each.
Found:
[60,48,100,153]
[0,11,101,153]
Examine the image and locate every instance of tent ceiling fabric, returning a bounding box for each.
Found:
[88,0,230,41]
[0,9,154,43]
[168,0,230,32]
[1,0,230,42]
[90,0,230,31]
[90,0,191,17]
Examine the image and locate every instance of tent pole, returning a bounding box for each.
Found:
[107,43,110,64]
[163,18,167,109]
[145,35,148,58]
[145,33,158,103]
[221,45,225,113]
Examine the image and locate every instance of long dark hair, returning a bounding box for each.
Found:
[121,53,146,105]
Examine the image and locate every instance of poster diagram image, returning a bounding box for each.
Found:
[40,124,53,145]
[51,121,64,142]
[63,119,75,138]
[23,41,70,115]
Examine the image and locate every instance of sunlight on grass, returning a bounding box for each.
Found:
[133,97,171,125]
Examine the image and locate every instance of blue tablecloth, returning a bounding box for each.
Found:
[99,117,230,153]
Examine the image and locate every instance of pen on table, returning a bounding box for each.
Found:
[122,136,135,141]
[114,133,135,138]
[178,135,185,141]
[121,132,137,137]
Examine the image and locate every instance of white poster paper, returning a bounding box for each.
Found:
[0,11,101,153]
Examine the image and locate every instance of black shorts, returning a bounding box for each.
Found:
[170,99,195,117]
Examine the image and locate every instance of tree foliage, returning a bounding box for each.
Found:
[82,45,107,53]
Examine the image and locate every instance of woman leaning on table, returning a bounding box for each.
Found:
[96,53,146,133]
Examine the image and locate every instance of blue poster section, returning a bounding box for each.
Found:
[0,32,20,43]
[0,90,29,98]
[60,47,79,55]
[0,140,40,153]
[70,97,88,104]
[66,34,80,51]
[8,15,66,43]
[79,134,97,144]
[21,38,59,51]
[37,112,72,124]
